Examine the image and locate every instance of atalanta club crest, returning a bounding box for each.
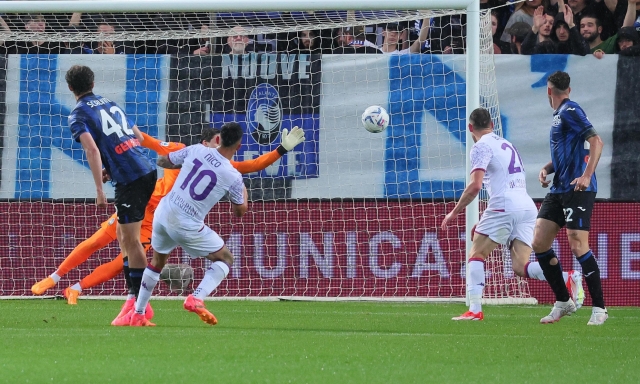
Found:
[247,83,282,145]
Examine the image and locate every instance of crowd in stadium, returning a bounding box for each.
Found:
[0,0,639,56]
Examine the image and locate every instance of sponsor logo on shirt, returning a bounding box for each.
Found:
[114,138,141,154]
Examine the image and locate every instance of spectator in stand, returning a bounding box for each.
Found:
[379,19,431,54]
[505,21,533,54]
[492,11,512,53]
[581,13,618,53]
[617,25,640,54]
[482,0,512,38]
[331,26,380,54]
[624,0,640,32]
[595,25,640,56]
[522,6,556,54]
[501,0,556,43]
[157,23,209,54]
[69,14,128,54]
[583,6,636,56]
[429,13,465,53]
[289,29,322,54]
[193,26,254,55]
[8,14,63,54]
[554,3,590,54]
[223,26,252,54]
[566,0,624,41]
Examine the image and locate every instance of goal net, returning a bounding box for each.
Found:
[0,2,535,303]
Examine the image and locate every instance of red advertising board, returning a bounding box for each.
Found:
[1,201,638,305]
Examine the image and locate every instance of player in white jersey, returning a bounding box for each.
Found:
[124,122,248,326]
[441,108,582,321]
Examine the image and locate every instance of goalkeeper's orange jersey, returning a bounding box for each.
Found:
[101,132,284,237]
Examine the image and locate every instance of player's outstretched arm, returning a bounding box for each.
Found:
[78,132,107,207]
[441,170,484,229]
[157,155,182,169]
[138,131,186,156]
[231,126,305,174]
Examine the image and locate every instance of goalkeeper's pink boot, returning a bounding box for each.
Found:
[452,311,484,321]
[184,295,218,325]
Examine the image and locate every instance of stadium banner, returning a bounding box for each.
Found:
[0,54,169,199]
[1,201,639,306]
[166,54,321,181]
[0,53,626,199]
[294,54,616,199]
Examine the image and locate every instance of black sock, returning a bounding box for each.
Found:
[122,257,134,296]
[577,250,605,309]
[536,249,571,302]
[128,268,145,298]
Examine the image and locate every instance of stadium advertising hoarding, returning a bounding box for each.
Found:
[1,201,639,306]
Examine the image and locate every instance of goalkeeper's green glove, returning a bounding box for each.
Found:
[277,126,305,155]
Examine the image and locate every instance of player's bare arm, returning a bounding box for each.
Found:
[539,161,554,188]
[231,184,249,218]
[131,124,144,143]
[78,132,107,207]
[441,169,484,229]
[156,155,181,169]
[571,134,603,191]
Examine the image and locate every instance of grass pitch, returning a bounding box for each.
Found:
[1,300,638,383]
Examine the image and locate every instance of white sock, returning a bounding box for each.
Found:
[70,283,82,292]
[127,293,135,300]
[526,262,545,281]
[467,259,485,314]
[50,273,61,283]
[527,262,569,283]
[134,267,161,314]
[193,261,229,300]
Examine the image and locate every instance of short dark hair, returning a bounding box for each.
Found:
[547,71,570,92]
[469,108,492,130]
[201,127,221,143]
[580,13,601,28]
[220,122,243,147]
[65,65,95,96]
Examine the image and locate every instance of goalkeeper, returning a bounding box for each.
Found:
[31,126,305,312]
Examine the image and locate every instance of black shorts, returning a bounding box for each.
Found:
[114,170,157,224]
[537,191,596,231]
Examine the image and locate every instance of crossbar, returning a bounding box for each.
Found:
[0,0,475,13]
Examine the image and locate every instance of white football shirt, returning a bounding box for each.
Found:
[470,133,536,212]
[159,144,245,224]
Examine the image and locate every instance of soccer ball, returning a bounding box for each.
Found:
[361,105,389,133]
[159,263,194,294]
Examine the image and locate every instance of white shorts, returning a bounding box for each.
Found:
[151,213,224,258]
[474,209,536,247]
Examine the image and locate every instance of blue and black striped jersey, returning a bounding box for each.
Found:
[549,99,598,194]
[69,93,156,185]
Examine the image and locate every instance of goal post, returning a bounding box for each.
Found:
[0,0,536,304]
